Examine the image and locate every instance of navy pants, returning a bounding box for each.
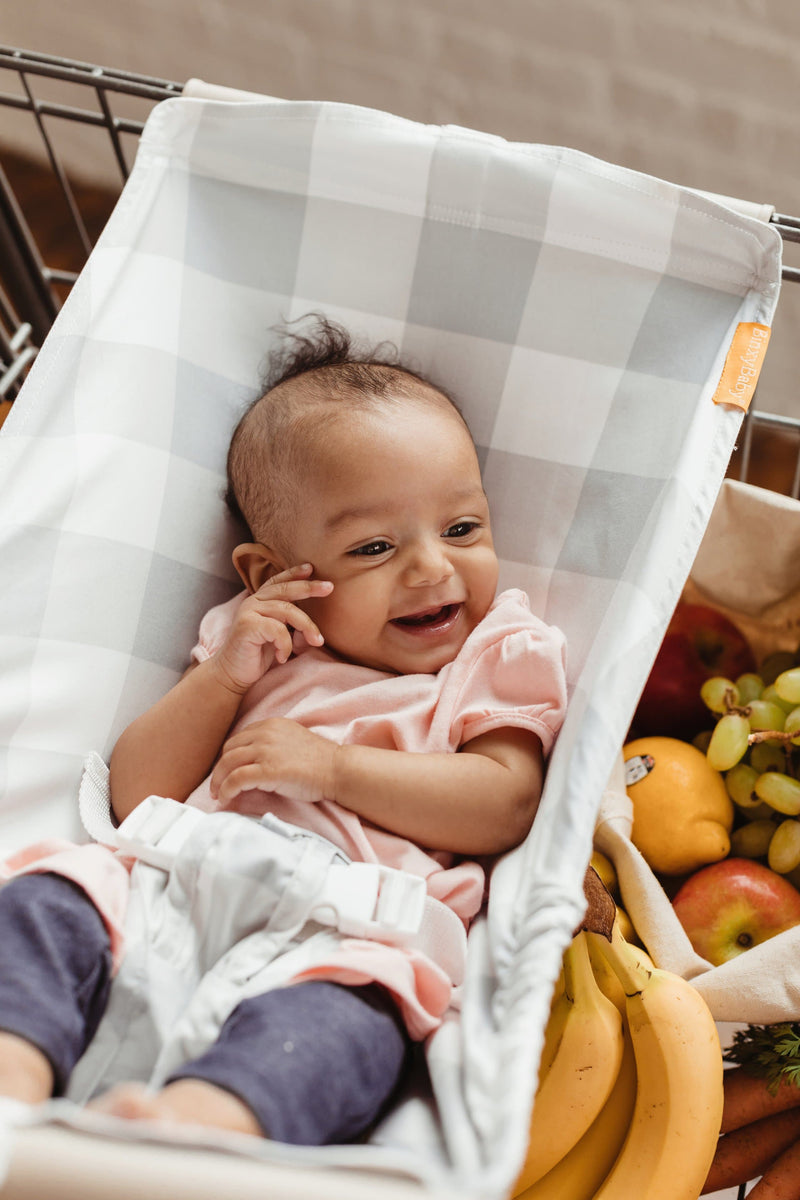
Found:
[0,873,410,1144]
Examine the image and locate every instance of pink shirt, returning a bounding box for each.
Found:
[185,589,567,1036]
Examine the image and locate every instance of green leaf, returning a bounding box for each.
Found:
[724,1024,800,1095]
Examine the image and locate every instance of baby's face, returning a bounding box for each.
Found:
[286,400,499,675]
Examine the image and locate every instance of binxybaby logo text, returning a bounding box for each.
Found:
[727,324,769,402]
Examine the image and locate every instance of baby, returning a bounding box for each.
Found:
[0,318,567,1144]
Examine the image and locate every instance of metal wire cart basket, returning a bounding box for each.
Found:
[0,46,798,1200]
[0,48,181,410]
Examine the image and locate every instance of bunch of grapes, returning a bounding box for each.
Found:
[698,652,800,877]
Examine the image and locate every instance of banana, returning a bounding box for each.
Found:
[517,929,643,1200]
[515,1025,637,1200]
[586,933,627,1011]
[512,931,625,1195]
[588,922,724,1200]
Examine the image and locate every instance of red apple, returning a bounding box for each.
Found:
[633,602,755,741]
[672,857,800,965]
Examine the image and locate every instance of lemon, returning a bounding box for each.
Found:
[623,736,734,875]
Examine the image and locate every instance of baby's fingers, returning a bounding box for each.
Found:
[254,564,333,603]
[256,615,297,664]
[241,602,325,659]
[277,606,328,652]
[210,742,256,801]
[263,562,314,586]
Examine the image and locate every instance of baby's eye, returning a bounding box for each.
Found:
[444,521,480,539]
[350,540,393,557]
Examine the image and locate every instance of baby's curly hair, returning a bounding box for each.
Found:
[226,314,467,546]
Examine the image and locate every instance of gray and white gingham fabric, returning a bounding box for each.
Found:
[0,97,783,1194]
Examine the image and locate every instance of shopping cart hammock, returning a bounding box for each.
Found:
[0,94,783,1196]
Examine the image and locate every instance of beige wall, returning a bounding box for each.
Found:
[2,0,799,415]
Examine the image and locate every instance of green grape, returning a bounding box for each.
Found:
[755,771,800,816]
[761,684,797,715]
[768,819,800,874]
[725,762,760,808]
[732,819,778,859]
[747,700,787,734]
[784,707,800,747]
[775,668,800,706]
[700,677,739,714]
[750,742,787,775]
[707,713,750,772]
[760,651,797,686]
[735,673,764,705]
[692,730,713,754]
[742,800,783,822]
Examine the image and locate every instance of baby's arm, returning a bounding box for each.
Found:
[334,727,544,854]
[109,565,333,823]
[210,722,544,856]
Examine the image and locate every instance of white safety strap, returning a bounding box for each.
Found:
[310,861,467,983]
[78,751,121,845]
[79,752,205,870]
[79,753,467,984]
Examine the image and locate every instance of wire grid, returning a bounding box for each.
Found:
[0,46,180,400]
[735,211,800,498]
[0,44,799,498]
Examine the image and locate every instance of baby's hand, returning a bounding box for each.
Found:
[209,718,338,807]
[210,564,333,695]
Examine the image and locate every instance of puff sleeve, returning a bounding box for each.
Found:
[441,590,568,755]
[189,591,248,664]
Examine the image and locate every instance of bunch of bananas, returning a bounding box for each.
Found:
[511,922,724,1200]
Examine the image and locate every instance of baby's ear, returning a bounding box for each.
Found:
[231,543,285,593]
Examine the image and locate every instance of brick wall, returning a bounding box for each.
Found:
[1,0,798,414]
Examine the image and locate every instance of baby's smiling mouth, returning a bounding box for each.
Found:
[391,603,460,630]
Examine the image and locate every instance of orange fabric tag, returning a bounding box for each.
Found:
[712,322,771,411]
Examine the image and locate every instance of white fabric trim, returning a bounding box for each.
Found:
[182,79,285,103]
[694,189,775,223]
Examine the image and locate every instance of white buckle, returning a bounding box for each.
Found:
[311,862,427,946]
[113,796,204,872]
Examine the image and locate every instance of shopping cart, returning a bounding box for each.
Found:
[0,46,796,1200]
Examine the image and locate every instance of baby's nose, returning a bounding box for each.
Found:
[404,540,455,586]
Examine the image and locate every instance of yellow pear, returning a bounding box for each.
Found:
[623,736,734,875]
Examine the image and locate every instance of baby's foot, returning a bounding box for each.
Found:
[88,1079,262,1137]
[0,1032,53,1104]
